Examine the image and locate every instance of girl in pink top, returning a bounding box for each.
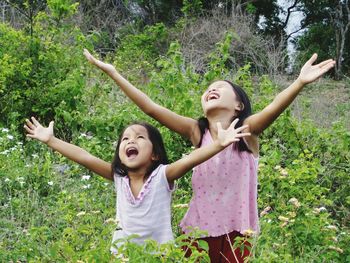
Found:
[84,49,335,261]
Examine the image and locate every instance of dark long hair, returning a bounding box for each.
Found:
[112,122,169,177]
[198,80,252,152]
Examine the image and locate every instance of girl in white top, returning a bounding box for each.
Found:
[24,117,250,253]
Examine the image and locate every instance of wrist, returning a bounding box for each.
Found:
[46,136,56,146]
[295,77,307,88]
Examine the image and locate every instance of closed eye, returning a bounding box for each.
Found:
[137,135,145,139]
[122,137,128,141]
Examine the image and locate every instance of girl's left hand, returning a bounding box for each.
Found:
[217,119,251,147]
[83,49,116,74]
[297,54,335,85]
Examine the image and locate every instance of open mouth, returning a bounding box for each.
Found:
[206,92,220,101]
[126,147,139,158]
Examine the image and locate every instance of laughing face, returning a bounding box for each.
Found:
[118,125,155,172]
[201,80,242,116]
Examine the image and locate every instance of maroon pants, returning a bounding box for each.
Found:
[184,231,251,263]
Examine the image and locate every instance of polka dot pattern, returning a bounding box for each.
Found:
[180,129,259,237]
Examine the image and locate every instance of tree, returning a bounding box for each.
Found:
[296,0,349,79]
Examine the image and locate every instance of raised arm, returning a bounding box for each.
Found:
[83,49,200,144]
[166,119,250,183]
[245,54,335,135]
[24,117,113,180]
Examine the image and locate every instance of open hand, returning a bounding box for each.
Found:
[83,49,116,74]
[217,119,251,147]
[24,117,54,144]
[297,54,335,85]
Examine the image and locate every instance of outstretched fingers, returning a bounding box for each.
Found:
[306,53,318,66]
[25,118,36,129]
[31,116,40,127]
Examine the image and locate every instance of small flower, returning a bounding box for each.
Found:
[4,178,10,183]
[280,221,288,227]
[0,150,9,155]
[330,236,338,242]
[48,181,54,186]
[31,154,39,158]
[313,208,321,214]
[105,218,119,224]
[278,216,289,222]
[7,135,14,140]
[173,203,189,209]
[242,229,256,237]
[288,212,296,218]
[76,211,86,217]
[274,165,281,170]
[260,206,271,217]
[280,168,288,176]
[17,142,23,145]
[104,182,109,186]
[1,128,9,133]
[91,210,101,214]
[288,197,300,208]
[82,184,91,189]
[81,175,91,181]
[328,246,343,253]
[325,225,338,231]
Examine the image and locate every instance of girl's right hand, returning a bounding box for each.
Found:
[83,49,116,74]
[24,117,54,144]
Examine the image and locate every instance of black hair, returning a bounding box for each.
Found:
[111,122,169,177]
[198,80,252,152]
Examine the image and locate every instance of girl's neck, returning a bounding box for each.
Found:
[207,113,235,140]
[127,169,147,183]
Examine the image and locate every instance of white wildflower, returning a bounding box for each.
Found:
[280,168,288,176]
[76,211,86,217]
[48,181,54,186]
[288,197,300,208]
[278,216,289,222]
[105,218,119,224]
[4,178,10,183]
[260,206,271,217]
[7,135,14,140]
[82,184,91,189]
[91,210,101,214]
[242,229,256,237]
[328,246,343,253]
[325,225,338,231]
[1,128,9,133]
[31,154,39,158]
[81,175,91,181]
[274,165,281,170]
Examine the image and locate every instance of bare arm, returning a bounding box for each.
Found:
[165,120,251,183]
[245,54,335,135]
[24,117,113,180]
[83,49,200,145]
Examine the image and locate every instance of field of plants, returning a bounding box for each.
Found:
[0,1,349,262]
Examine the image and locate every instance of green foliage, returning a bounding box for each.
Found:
[0,4,348,261]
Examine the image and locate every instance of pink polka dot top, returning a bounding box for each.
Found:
[180,129,259,237]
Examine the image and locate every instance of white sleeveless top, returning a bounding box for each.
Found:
[111,164,174,253]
